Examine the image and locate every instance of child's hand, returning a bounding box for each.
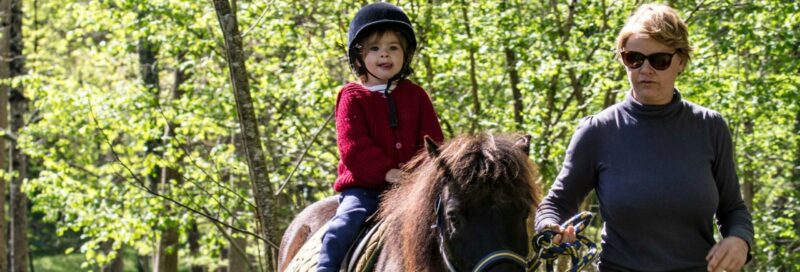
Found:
[385,168,402,183]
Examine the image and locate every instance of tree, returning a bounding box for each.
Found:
[6,0,26,270]
[0,0,9,270]
[212,0,278,269]
[9,1,798,270]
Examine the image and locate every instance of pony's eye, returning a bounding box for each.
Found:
[446,210,462,228]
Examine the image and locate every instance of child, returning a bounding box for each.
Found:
[317,2,444,271]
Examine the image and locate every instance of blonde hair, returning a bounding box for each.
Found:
[616,3,693,63]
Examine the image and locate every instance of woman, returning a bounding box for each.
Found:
[535,4,753,272]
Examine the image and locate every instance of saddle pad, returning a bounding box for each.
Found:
[351,221,388,272]
[284,222,329,272]
[284,222,388,272]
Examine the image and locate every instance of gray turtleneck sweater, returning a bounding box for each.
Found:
[535,90,753,271]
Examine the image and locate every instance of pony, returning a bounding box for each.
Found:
[279,133,542,271]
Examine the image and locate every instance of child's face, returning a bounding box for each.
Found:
[360,32,405,86]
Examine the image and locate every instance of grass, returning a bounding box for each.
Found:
[33,253,90,272]
[32,249,140,272]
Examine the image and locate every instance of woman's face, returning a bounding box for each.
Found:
[622,33,685,105]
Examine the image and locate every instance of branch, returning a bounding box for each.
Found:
[151,105,257,211]
[684,0,709,26]
[276,112,334,195]
[87,102,277,250]
[203,207,258,272]
[241,0,273,38]
[0,129,17,142]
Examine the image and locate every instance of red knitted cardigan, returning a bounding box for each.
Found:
[333,79,444,192]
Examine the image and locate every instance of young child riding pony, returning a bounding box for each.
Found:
[317,3,444,271]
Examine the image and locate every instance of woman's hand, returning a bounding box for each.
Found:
[542,223,577,245]
[385,168,402,184]
[706,236,748,272]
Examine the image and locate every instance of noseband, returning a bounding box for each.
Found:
[431,194,528,272]
[431,194,597,272]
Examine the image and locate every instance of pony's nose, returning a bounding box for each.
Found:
[482,262,526,272]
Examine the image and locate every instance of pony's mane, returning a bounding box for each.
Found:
[377,133,542,271]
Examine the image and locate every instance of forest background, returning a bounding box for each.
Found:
[0,0,797,271]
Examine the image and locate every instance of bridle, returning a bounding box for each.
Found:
[431,194,597,272]
[425,145,596,272]
[431,194,529,272]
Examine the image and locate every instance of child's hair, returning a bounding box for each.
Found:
[349,26,415,81]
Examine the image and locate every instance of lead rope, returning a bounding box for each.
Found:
[529,212,598,272]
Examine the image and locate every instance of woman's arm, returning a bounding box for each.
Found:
[707,114,754,271]
[535,117,600,233]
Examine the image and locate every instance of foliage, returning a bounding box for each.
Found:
[13,0,799,270]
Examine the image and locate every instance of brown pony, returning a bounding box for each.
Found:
[279,133,542,271]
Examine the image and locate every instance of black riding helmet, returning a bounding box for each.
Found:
[346,2,416,128]
[347,2,417,80]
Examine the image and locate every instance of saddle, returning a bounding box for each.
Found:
[284,218,389,272]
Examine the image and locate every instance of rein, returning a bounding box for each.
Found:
[431,193,598,272]
[529,212,598,272]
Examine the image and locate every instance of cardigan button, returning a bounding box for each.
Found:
[395,142,402,149]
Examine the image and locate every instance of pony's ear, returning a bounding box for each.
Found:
[515,134,532,155]
[424,135,440,157]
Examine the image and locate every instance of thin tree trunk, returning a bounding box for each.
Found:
[0,0,10,270]
[795,110,800,188]
[188,220,204,272]
[7,0,26,270]
[136,28,168,271]
[228,134,249,272]
[504,46,524,130]
[155,225,178,272]
[217,247,228,272]
[793,110,800,259]
[228,235,248,272]
[212,1,277,270]
[100,241,124,272]
[459,0,480,132]
[155,52,190,272]
[139,35,161,193]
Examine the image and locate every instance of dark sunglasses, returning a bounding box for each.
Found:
[620,50,679,70]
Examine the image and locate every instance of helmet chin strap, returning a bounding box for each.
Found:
[360,56,400,128]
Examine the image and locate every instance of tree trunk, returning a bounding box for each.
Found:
[154,52,190,272]
[212,1,277,270]
[794,110,800,189]
[217,247,228,272]
[136,255,150,272]
[0,0,10,270]
[155,224,178,272]
[793,111,800,259]
[100,241,124,272]
[7,0,26,270]
[226,135,248,272]
[136,31,169,271]
[228,235,248,272]
[139,34,161,193]
[226,134,249,272]
[504,46,524,130]
[187,220,204,272]
[459,0,480,132]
